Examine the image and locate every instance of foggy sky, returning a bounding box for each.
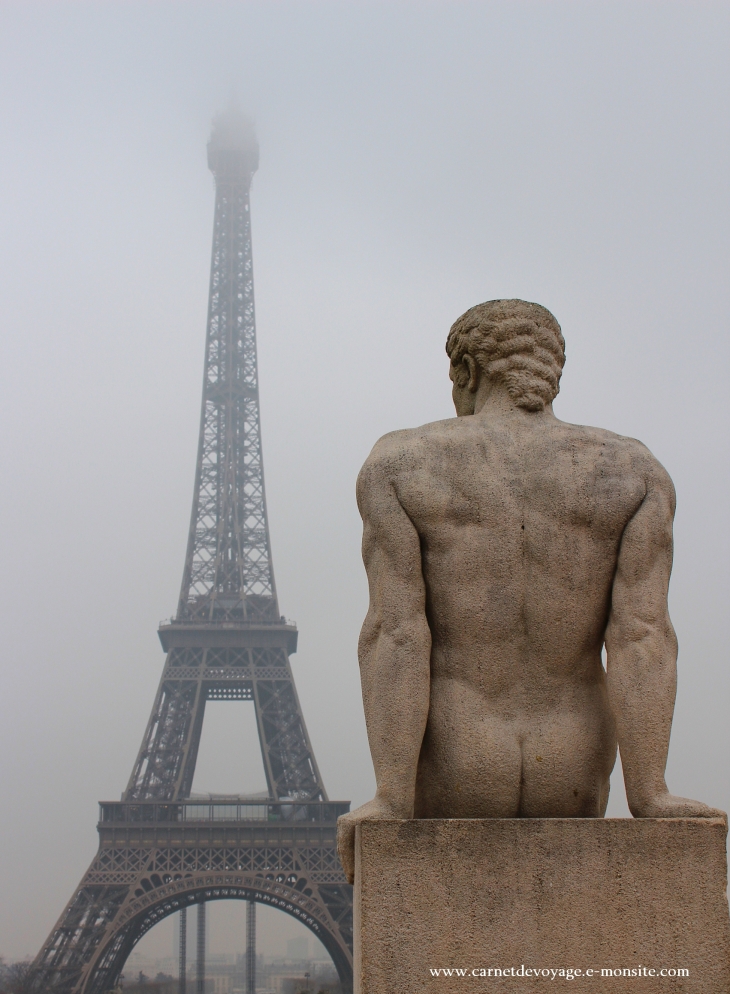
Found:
[0,0,728,963]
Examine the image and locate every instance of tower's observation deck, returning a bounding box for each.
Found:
[207,108,259,178]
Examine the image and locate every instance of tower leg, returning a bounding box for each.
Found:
[179,908,187,994]
[246,900,256,994]
[196,903,206,994]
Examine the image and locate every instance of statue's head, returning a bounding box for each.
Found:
[446,299,566,412]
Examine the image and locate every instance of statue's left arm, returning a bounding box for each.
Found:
[337,437,432,883]
[605,456,724,820]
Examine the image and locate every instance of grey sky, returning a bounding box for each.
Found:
[0,0,728,963]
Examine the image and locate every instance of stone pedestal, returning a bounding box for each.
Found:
[354,818,730,993]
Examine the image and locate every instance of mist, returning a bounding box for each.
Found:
[0,0,728,964]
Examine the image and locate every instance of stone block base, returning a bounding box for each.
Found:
[354,818,730,993]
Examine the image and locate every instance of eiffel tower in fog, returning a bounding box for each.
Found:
[30,107,353,994]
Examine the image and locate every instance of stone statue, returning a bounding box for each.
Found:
[337,299,722,884]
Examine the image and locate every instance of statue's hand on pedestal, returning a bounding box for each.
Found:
[337,797,406,885]
[631,790,727,822]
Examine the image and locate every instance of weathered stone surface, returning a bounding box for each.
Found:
[337,300,723,885]
[355,818,730,993]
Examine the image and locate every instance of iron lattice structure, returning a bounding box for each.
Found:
[30,109,353,994]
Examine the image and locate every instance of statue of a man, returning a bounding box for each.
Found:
[338,299,722,884]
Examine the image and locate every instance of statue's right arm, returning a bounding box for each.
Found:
[605,453,724,822]
[337,439,432,883]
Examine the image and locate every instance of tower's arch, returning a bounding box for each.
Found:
[80,872,352,994]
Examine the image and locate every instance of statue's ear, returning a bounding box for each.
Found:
[464,354,479,393]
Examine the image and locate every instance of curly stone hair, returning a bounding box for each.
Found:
[446,299,566,412]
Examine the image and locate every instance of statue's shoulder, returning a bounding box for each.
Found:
[559,419,641,449]
[360,417,461,470]
[558,419,674,493]
[356,418,462,502]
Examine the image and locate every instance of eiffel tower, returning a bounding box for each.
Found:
[29,107,353,994]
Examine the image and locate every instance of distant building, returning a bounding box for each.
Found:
[210,976,232,994]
